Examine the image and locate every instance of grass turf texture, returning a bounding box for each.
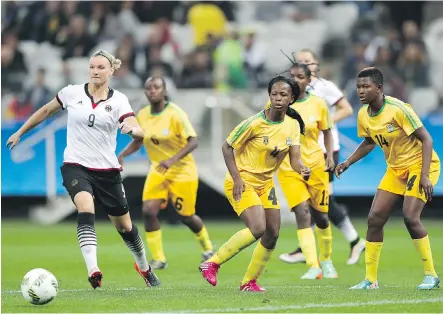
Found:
[2,219,442,313]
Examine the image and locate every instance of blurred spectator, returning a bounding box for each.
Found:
[396,41,430,88]
[36,1,70,45]
[87,2,109,39]
[340,42,368,89]
[1,44,27,94]
[2,32,27,72]
[243,31,266,88]
[401,20,426,51]
[61,15,97,60]
[133,1,179,23]
[115,34,138,73]
[213,32,247,92]
[386,26,403,66]
[188,2,227,47]
[289,1,323,22]
[111,1,141,40]
[4,68,51,121]
[110,63,142,90]
[179,49,213,88]
[145,45,174,80]
[373,46,407,101]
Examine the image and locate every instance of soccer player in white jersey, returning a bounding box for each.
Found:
[6,50,161,289]
[279,49,366,266]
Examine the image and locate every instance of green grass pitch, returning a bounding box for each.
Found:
[2,218,442,313]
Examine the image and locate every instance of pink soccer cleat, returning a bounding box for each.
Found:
[198,261,220,286]
[240,280,266,292]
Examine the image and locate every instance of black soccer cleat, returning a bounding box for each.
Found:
[134,262,161,287]
[88,271,103,289]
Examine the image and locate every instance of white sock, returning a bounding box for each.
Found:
[338,216,359,243]
[119,224,150,272]
[77,224,99,276]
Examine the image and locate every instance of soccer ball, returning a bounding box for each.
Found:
[20,268,58,305]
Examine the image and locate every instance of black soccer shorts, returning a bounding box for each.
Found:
[61,163,129,216]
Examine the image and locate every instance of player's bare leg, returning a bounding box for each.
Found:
[180,214,215,261]
[350,190,399,289]
[240,208,280,292]
[74,192,102,289]
[199,205,263,287]
[142,199,168,269]
[403,196,440,290]
[311,208,338,278]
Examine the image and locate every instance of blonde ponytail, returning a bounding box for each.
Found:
[91,49,122,71]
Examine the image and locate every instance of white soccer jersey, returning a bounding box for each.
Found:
[307,77,343,152]
[56,84,134,170]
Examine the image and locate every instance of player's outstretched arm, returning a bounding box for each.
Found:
[119,116,144,140]
[289,145,311,180]
[118,139,144,166]
[222,141,244,201]
[412,126,434,201]
[335,137,376,179]
[332,98,353,124]
[6,98,62,150]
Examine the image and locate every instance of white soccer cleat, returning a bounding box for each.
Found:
[279,251,306,264]
[320,260,339,279]
[347,239,366,265]
[300,267,323,280]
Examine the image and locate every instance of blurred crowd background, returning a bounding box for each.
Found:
[2,1,443,122]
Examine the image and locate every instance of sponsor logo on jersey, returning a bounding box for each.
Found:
[263,136,269,145]
[71,179,78,187]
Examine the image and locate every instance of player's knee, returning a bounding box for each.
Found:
[312,211,328,229]
[403,214,420,228]
[293,204,311,227]
[249,222,266,239]
[367,213,385,229]
[74,191,94,213]
[180,215,194,225]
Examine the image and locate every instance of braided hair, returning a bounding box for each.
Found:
[268,76,305,135]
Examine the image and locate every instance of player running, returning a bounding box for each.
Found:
[267,62,338,279]
[6,50,160,289]
[336,67,440,290]
[280,49,365,266]
[199,76,310,292]
[118,76,214,269]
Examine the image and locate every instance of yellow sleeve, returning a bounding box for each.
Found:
[394,103,423,136]
[357,107,369,138]
[265,99,271,110]
[292,121,301,146]
[174,110,197,138]
[227,118,255,150]
[318,99,333,131]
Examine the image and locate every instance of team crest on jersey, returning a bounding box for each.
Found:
[286,137,292,146]
[105,105,112,112]
[386,124,395,133]
[263,136,269,145]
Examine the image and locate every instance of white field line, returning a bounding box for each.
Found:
[1,284,409,294]
[186,297,443,313]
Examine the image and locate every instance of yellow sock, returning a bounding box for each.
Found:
[195,225,213,252]
[241,241,273,285]
[315,225,332,261]
[298,228,319,268]
[208,228,256,265]
[413,235,438,277]
[365,241,383,283]
[146,230,166,262]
